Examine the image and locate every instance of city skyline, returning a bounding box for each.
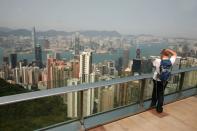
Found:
[0,0,197,38]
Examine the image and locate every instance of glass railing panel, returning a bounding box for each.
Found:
[165,74,180,94]
[143,78,154,100]
[0,94,78,130]
[143,74,180,101]
[84,80,141,117]
[182,71,197,90]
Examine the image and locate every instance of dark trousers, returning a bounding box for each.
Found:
[151,80,168,109]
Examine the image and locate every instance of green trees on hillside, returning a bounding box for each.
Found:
[0,78,71,130]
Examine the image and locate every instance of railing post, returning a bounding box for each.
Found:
[178,72,185,98]
[139,79,146,109]
[196,85,197,95]
[79,90,85,131]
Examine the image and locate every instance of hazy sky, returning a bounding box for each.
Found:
[0,0,197,38]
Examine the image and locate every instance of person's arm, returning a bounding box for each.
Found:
[164,49,177,64]
[164,49,177,57]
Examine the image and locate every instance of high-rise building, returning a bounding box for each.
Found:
[115,57,123,74]
[100,65,108,75]
[123,49,130,69]
[67,78,80,118]
[136,48,141,59]
[3,56,9,65]
[2,65,9,80]
[96,76,115,112]
[31,66,40,87]
[55,52,61,60]
[14,68,20,84]
[107,61,116,76]
[47,57,67,89]
[132,59,141,75]
[79,51,92,83]
[21,66,40,89]
[79,51,95,116]
[73,32,80,55]
[19,59,28,68]
[0,71,5,79]
[40,68,48,90]
[141,58,153,74]
[114,81,139,107]
[43,39,50,49]
[35,44,43,68]
[47,57,54,89]
[2,56,10,80]
[21,66,29,88]
[83,86,95,117]
[100,86,115,112]
[32,27,42,68]
[32,27,36,48]
[70,59,80,78]
[10,53,17,69]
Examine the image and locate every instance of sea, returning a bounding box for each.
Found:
[0,43,169,65]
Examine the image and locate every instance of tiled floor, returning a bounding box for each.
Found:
[89,96,197,131]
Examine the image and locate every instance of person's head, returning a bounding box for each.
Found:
[160,49,170,59]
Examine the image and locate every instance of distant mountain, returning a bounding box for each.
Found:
[0,27,12,32]
[37,30,72,37]
[79,30,121,37]
[10,29,31,36]
[0,27,121,37]
[0,28,31,36]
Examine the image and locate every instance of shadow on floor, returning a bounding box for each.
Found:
[149,109,169,118]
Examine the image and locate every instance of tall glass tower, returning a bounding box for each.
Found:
[32,27,36,48]
[32,27,42,68]
[74,32,80,55]
[35,44,42,68]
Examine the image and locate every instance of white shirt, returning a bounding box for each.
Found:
[152,56,176,81]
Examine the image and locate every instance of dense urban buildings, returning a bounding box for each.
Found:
[0,27,197,118]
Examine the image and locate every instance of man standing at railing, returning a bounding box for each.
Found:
[151,49,177,113]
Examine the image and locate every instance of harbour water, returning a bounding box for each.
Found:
[0,43,169,65]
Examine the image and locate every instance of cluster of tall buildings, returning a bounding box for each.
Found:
[1,27,197,118]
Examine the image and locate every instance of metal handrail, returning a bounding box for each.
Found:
[0,66,197,106]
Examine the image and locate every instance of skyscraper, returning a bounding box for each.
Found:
[46,54,55,89]
[141,58,153,74]
[21,66,29,87]
[96,76,115,112]
[70,59,80,78]
[32,27,43,68]
[79,51,94,116]
[132,59,141,75]
[100,86,115,111]
[10,53,17,69]
[74,32,80,55]
[79,51,92,83]
[14,68,20,84]
[46,56,67,89]
[32,27,36,48]
[67,78,80,118]
[136,48,141,59]
[115,57,123,75]
[55,52,61,60]
[3,56,9,65]
[107,61,116,75]
[43,39,50,49]
[35,44,43,68]
[123,49,130,69]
